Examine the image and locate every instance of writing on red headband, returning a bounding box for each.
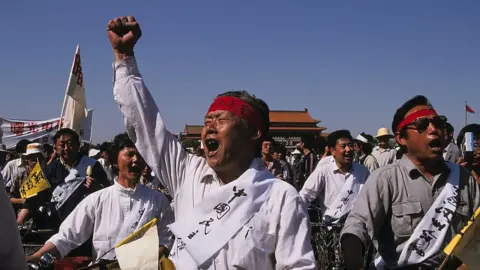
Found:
[207,96,265,134]
[397,108,438,132]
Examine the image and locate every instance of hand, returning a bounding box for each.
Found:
[457,158,468,167]
[84,176,95,188]
[26,254,41,262]
[107,16,142,59]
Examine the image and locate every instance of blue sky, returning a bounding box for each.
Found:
[0,1,479,142]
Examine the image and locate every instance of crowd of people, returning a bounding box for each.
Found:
[0,15,479,270]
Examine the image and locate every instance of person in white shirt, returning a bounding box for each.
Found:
[2,139,30,187]
[300,130,369,222]
[26,133,174,263]
[443,122,460,163]
[0,173,28,270]
[108,16,315,270]
[372,127,397,167]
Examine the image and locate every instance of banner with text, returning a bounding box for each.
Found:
[0,109,93,149]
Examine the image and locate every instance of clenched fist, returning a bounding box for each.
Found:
[107,16,142,60]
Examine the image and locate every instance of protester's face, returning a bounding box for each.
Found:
[55,134,79,162]
[262,141,273,156]
[377,136,390,148]
[117,146,145,182]
[353,141,362,154]
[202,110,252,172]
[25,153,44,169]
[331,138,354,165]
[142,165,152,179]
[397,105,446,161]
[272,152,280,160]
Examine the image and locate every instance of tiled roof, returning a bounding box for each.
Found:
[269,109,319,123]
[269,126,326,131]
[184,125,203,135]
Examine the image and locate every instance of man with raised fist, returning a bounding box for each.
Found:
[108,16,315,269]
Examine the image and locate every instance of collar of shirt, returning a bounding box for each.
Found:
[200,158,265,185]
[399,155,449,183]
[375,146,392,153]
[329,158,354,175]
[113,176,141,196]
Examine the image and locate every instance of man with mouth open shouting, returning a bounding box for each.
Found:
[109,16,316,269]
[341,95,480,270]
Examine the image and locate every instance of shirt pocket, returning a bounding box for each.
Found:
[230,223,276,268]
[391,201,423,237]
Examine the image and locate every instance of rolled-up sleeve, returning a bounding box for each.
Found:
[113,57,195,198]
[47,195,95,258]
[341,169,391,246]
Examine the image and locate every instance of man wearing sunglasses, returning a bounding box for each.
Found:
[341,95,480,269]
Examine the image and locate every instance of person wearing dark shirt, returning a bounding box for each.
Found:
[296,135,318,190]
[46,128,110,221]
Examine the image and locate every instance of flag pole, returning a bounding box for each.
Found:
[465,101,467,126]
[58,44,80,131]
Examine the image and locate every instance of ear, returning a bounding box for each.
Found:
[395,132,407,147]
[329,146,336,155]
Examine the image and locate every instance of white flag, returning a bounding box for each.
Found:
[115,224,159,270]
[62,45,87,134]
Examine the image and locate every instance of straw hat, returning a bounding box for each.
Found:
[376,128,393,138]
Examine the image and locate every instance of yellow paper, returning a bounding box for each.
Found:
[115,224,159,270]
[115,218,157,248]
[19,162,51,199]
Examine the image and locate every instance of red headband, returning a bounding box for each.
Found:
[397,108,438,131]
[207,96,265,134]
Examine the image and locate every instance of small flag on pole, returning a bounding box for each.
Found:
[19,161,51,199]
[466,104,475,114]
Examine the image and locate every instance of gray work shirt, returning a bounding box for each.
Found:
[341,155,480,268]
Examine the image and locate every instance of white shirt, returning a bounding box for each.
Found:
[113,57,316,270]
[372,146,397,167]
[1,158,27,187]
[443,142,460,163]
[48,181,174,261]
[357,154,379,173]
[0,173,28,270]
[140,175,162,190]
[299,157,369,215]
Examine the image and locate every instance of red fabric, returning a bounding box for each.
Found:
[207,96,265,134]
[397,109,438,131]
[466,104,475,113]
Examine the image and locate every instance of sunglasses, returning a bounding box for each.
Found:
[404,115,447,134]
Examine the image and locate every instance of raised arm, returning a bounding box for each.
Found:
[109,16,194,196]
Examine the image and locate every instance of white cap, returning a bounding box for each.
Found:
[24,143,44,156]
[356,134,368,143]
[89,149,101,157]
[292,149,302,155]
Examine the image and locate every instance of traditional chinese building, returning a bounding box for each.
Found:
[180,109,327,151]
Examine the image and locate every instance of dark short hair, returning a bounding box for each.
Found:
[301,134,315,150]
[112,133,136,158]
[99,141,113,153]
[327,130,353,148]
[272,144,286,156]
[392,95,432,134]
[53,128,80,146]
[457,124,480,147]
[16,139,32,154]
[445,122,454,134]
[216,90,270,157]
